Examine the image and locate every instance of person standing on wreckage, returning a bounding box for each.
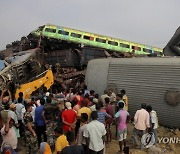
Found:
[42,94,58,151]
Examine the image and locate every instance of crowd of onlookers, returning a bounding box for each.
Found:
[0,86,159,154]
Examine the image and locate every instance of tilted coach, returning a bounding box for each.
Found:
[85,58,180,128]
[30,24,163,56]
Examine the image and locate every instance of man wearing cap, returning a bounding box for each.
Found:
[8,104,18,124]
[8,103,19,138]
[62,102,77,134]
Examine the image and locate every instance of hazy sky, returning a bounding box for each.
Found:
[0,0,180,50]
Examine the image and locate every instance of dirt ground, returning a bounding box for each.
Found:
[17,123,180,154]
[106,123,180,154]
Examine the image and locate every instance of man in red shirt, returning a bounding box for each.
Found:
[62,102,77,133]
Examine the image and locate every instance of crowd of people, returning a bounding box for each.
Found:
[0,85,159,154]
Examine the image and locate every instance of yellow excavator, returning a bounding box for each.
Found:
[15,69,54,99]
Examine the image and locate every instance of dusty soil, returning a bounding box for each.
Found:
[17,123,180,154]
[106,123,180,154]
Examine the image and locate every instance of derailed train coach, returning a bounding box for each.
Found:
[0,48,45,91]
[85,58,180,128]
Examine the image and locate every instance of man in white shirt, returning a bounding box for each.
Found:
[83,111,106,154]
[100,90,110,105]
[146,105,159,145]
[133,103,150,148]
[15,97,26,137]
[1,116,17,151]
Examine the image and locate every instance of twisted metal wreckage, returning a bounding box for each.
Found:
[0,25,179,98]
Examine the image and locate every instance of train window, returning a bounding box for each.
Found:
[108,41,118,46]
[120,43,130,48]
[84,35,90,40]
[58,30,69,35]
[154,51,163,55]
[83,35,94,41]
[132,46,141,51]
[143,48,152,53]
[44,28,56,33]
[70,33,81,38]
[96,38,106,43]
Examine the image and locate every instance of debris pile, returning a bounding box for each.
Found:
[0,29,137,92]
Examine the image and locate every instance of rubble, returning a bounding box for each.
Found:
[0,48,44,88]
[0,28,138,92]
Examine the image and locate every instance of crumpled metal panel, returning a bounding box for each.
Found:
[0,48,44,90]
[45,49,80,67]
[81,47,106,66]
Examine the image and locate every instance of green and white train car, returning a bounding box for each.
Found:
[31,24,163,56]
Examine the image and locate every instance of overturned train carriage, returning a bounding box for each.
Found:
[86,58,180,128]
[0,48,45,91]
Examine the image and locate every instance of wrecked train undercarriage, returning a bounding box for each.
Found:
[0,48,47,97]
[0,32,135,93]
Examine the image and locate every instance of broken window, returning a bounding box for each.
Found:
[58,30,69,35]
[70,33,81,38]
[108,41,118,46]
[96,38,106,43]
[44,28,56,33]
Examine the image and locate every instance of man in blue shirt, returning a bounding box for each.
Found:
[35,98,47,147]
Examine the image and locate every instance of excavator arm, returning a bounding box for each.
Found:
[15,69,54,99]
